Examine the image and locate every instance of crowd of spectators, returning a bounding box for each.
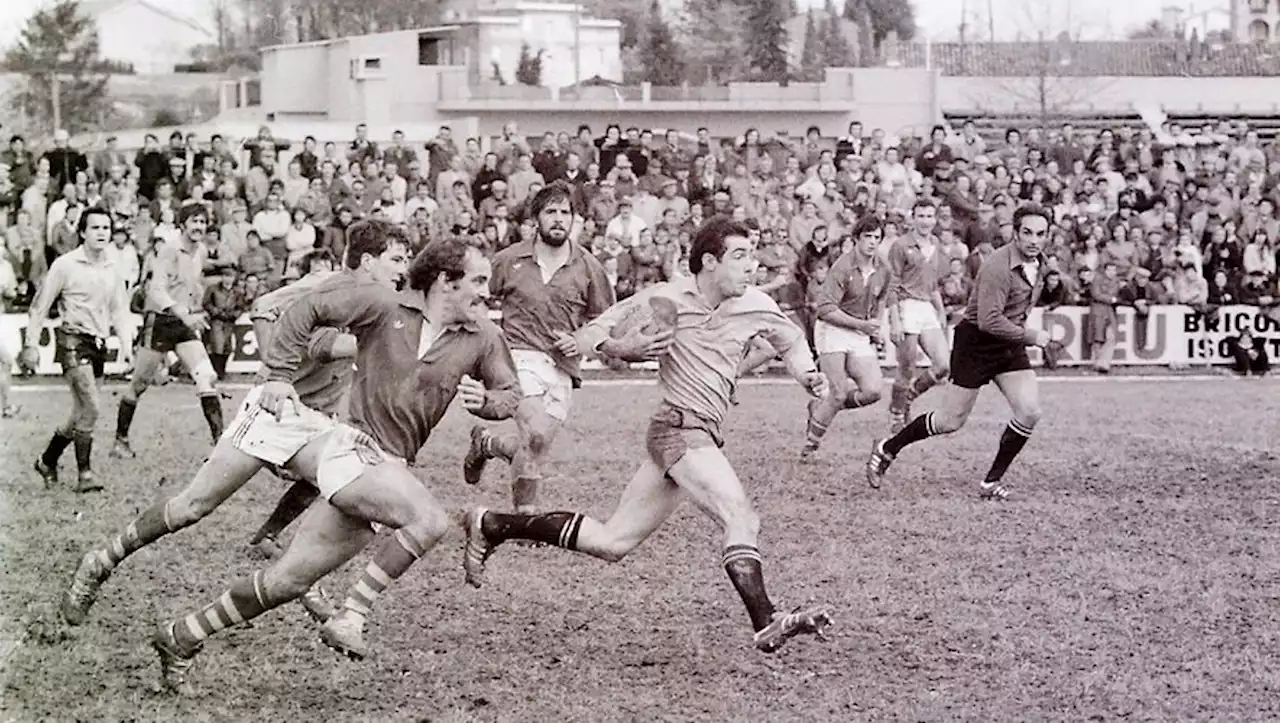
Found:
[1,116,1278,373]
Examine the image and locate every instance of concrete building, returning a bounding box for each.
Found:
[1230,0,1280,42]
[80,0,215,74]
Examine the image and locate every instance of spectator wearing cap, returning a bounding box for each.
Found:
[606,153,640,199]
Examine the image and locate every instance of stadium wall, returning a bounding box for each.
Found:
[937,76,1280,114]
[4,306,1276,376]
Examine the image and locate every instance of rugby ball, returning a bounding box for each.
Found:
[610,296,679,338]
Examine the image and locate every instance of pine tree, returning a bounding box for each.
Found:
[515,42,544,86]
[5,0,111,133]
[844,0,917,50]
[640,0,686,85]
[744,0,790,83]
[799,9,822,81]
[821,0,854,68]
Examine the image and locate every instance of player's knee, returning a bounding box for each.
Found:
[406,505,451,547]
[931,410,966,434]
[1014,405,1042,428]
[262,566,317,602]
[76,400,101,430]
[932,362,951,381]
[725,507,761,543]
[190,358,218,394]
[858,386,883,406]
[125,379,147,400]
[595,538,637,563]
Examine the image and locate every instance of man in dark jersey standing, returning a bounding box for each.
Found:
[867,205,1054,500]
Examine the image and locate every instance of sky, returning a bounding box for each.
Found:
[0,0,1234,49]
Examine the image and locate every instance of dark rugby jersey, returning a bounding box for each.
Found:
[262,280,520,460]
[962,244,1045,345]
[490,240,615,380]
[814,251,891,321]
[887,231,947,304]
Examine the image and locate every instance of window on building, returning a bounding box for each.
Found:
[419,33,456,65]
[1250,18,1270,41]
[1249,0,1269,14]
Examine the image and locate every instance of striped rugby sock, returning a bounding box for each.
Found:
[92,501,174,572]
[984,419,1035,484]
[884,411,942,456]
[173,571,273,652]
[722,544,776,632]
[481,511,584,549]
[341,529,429,618]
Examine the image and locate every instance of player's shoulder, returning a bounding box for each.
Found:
[737,286,785,313]
[491,242,532,266]
[472,315,507,345]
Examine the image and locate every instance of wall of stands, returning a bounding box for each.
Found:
[2,305,1277,377]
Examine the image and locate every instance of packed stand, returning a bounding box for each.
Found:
[1,118,1277,373]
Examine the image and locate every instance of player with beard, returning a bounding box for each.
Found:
[463,181,614,512]
[111,204,224,457]
[867,205,1054,500]
[461,218,834,654]
[146,237,523,695]
[25,207,133,492]
[58,220,409,627]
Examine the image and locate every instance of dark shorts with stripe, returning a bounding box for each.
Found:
[54,329,106,378]
[142,313,199,353]
[950,320,1032,390]
[646,403,725,473]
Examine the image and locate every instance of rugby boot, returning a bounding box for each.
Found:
[754,606,834,653]
[299,585,337,624]
[151,622,200,697]
[979,481,1011,501]
[461,507,495,589]
[109,437,136,459]
[33,458,58,488]
[865,439,895,489]
[319,610,368,660]
[72,471,104,493]
[61,552,110,625]
[462,426,490,486]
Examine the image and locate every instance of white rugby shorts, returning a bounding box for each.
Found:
[513,349,573,422]
[223,385,337,466]
[898,299,943,335]
[813,319,878,358]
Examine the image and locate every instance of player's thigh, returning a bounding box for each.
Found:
[817,352,851,396]
[265,501,376,594]
[667,446,755,531]
[917,325,951,366]
[173,339,215,382]
[170,439,269,515]
[845,351,885,393]
[598,460,684,549]
[328,458,441,528]
[132,347,165,384]
[992,369,1041,424]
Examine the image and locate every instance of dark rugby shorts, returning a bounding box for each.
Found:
[141,312,200,353]
[949,320,1032,390]
[54,328,107,378]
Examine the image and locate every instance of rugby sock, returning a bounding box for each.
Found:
[115,398,137,439]
[889,381,910,412]
[884,411,940,456]
[93,501,173,571]
[722,545,776,632]
[805,397,836,447]
[341,529,427,618]
[481,511,584,549]
[984,419,1034,483]
[72,431,93,473]
[41,430,74,468]
[906,369,945,401]
[483,431,517,463]
[248,482,318,545]
[173,571,273,652]
[199,393,224,440]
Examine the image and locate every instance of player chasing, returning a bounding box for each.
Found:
[58,221,407,628]
[147,236,523,695]
[461,218,835,654]
[802,216,891,460]
[867,205,1055,500]
[23,207,133,492]
[464,182,615,513]
[112,204,225,458]
[886,200,950,433]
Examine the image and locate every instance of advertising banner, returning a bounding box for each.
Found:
[3,305,1278,376]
